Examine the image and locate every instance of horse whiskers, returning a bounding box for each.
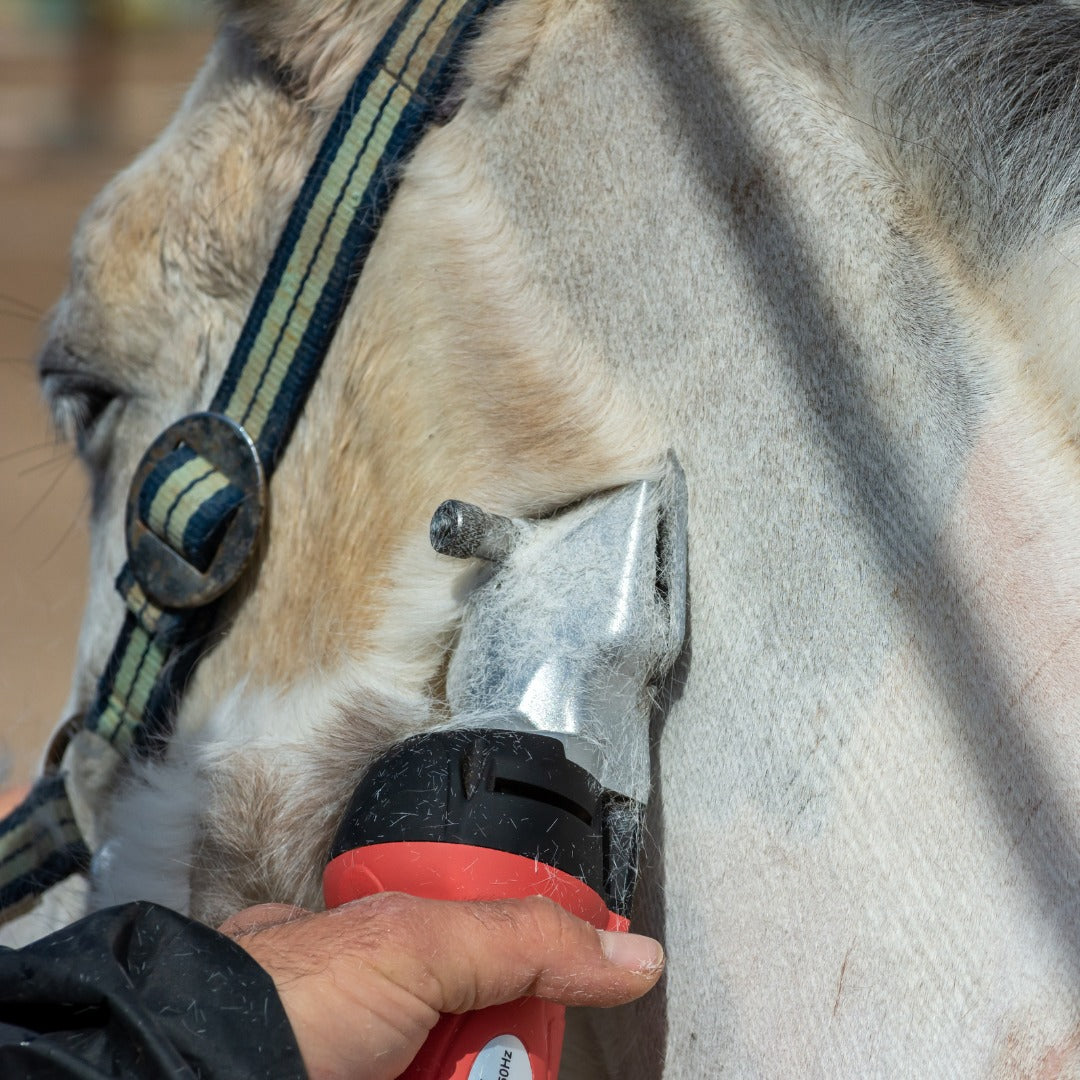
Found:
[0,291,43,317]
[0,308,42,326]
[12,456,75,533]
[18,451,75,479]
[0,441,65,466]
[35,490,89,570]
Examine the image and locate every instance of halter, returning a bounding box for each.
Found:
[0,0,508,919]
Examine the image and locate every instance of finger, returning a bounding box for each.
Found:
[218,903,310,938]
[336,892,664,1015]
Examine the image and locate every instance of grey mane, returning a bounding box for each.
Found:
[796,1,1080,266]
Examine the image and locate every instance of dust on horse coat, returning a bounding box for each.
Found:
[10,0,1080,1074]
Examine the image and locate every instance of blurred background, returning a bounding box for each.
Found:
[0,0,214,785]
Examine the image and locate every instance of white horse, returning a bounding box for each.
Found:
[13,0,1080,1074]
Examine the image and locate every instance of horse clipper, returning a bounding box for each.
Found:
[323,456,687,1080]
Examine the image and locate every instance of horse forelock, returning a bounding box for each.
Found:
[800,2,1080,267]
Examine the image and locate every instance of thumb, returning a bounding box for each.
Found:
[364,893,664,1014]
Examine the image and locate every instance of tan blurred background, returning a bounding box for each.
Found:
[0,0,214,786]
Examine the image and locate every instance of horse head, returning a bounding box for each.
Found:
[15,1,1080,1075]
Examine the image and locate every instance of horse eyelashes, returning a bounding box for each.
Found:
[39,363,123,450]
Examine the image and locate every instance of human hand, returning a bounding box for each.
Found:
[219,893,663,1080]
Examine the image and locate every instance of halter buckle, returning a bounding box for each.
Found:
[126,412,266,610]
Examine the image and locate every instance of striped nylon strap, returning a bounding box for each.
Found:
[0,0,505,919]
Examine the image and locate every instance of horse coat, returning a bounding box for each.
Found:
[10,0,1080,1075]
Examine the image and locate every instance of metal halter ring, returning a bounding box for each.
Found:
[125,412,266,610]
[43,714,83,778]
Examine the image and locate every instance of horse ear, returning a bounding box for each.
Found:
[218,1,400,100]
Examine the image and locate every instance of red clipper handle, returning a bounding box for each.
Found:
[324,842,628,1080]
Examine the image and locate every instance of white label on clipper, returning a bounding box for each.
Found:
[467,1034,533,1080]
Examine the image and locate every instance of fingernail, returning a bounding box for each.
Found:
[598,930,665,973]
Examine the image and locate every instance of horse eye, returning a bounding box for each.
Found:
[39,367,124,450]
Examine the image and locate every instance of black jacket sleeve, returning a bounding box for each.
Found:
[0,901,308,1079]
